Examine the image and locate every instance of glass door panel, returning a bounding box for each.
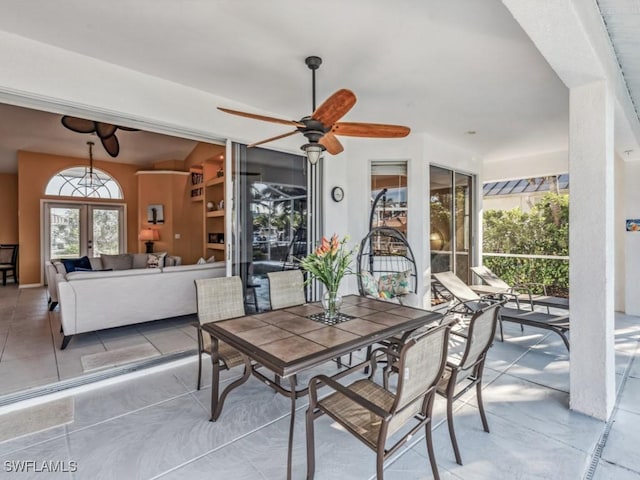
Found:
[49,206,83,259]
[90,206,123,256]
[231,144,308,312]
[429,166,453,274]
[429,166,475,286]
[45,202,125,263]
[454,172,472,283]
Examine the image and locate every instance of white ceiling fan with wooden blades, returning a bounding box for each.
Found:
[217,56,410,159]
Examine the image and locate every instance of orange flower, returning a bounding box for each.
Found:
[298,234,356,292]
[329,234,339,254]
[315,236,331,257]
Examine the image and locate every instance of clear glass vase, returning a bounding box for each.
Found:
[322,290,343,319]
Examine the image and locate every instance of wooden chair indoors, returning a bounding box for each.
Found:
[194,276,247,391]
[305,322,452,480]
[0,244,18,286]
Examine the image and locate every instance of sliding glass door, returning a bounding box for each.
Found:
[231,144,310,311]
[44,202,125,261]
[429,166,474,283]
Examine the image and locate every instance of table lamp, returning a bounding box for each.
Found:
[139,228,160,253]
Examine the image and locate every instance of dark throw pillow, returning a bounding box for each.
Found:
[62,256,93,273]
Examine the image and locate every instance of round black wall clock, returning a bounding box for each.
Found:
[331,186,344,202]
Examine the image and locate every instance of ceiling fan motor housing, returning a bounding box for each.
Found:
[300,117,329,143]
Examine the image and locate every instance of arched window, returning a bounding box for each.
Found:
[45,167,123,199]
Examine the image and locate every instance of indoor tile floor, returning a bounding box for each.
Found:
[0,285,639,479]
[0,279,271,397]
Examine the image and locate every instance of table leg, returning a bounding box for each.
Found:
[210,336,251,421]
[286,375,297,480]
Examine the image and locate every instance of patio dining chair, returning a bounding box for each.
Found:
[194,276,247,391]
[471,265,569,312]
[436,303,500,465]
[266,269,306,309]
[305,321,452,480]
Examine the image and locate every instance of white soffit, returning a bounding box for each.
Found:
[598,0,640,137]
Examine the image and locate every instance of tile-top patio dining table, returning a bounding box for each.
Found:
[200,294,443,480]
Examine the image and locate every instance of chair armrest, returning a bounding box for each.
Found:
[307,374,392,420]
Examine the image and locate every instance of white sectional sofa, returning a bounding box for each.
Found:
[55,261,226,349]
[45,253,181,311]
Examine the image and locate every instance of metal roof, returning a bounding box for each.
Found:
[483,174,569,196]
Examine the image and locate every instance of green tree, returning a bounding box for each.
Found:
[483,193,569,295]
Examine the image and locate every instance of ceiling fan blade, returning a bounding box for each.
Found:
[332,122,410,138]
[101,134,120,158]
[116,125,140,132]
[319,132,344,155]
[312,89,357,127]
[95,122,118,139]
[247,130,299,148]
[61,116,96,134]
[218,107,305,128]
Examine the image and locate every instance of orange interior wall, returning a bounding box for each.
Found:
[137,172,190,256]
[17,150,140,285]
[15,142,224,284]
[0,174,18,243]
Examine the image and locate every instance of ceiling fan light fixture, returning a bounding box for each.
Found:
[77,141,105,190]
[302,143,325,165]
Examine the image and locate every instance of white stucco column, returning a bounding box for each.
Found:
[569,81,615,420]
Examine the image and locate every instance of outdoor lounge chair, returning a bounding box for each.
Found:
[470,265,569,311]
[432,271,570,352]
[431,271,503,314]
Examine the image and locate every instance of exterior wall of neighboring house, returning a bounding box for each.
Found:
[484,191,548,213]
[483,187,568,213]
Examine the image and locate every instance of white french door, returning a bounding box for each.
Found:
[43,201,126,261]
